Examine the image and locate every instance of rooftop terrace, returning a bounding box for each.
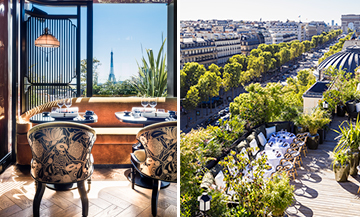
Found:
[287,116,360,217]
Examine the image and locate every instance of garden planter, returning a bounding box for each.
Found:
[318,129,325,144]
[334,163,350,182]
[349,151,359,176]
[306,133,319,150]
[295,126,305,135]
[337,105,346,117]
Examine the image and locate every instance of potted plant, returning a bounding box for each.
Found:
[332,150,350,182]
[130,39,167,97]
[334,118,360,175]
[264,172,294,217]
[298,109,331,150]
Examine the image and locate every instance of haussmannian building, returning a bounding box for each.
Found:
[180,37,217,69]
[213,33,242,65]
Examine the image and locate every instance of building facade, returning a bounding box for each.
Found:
[180,37,217,69]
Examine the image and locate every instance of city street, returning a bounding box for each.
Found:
[180,39,339,133]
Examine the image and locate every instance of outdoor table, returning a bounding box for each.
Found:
[29,112,97,191]
[115,110,175,190]
[256,149,283,169]
[264,139,290,155]
[243,149,283,180]
[268,131,296,144]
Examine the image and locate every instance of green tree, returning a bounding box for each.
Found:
[184,85,200,121]
[223,62,242,99]
[229,54,247,69]
[302,40,311,52]
[180,62,206,98]
[80,58,101,96]
[260,51,276,71]
[198,71,222,113]
[278,47,291,65]
[247,55,265,79]
[208,63,221,76]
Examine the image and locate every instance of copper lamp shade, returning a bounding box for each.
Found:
[35,28,60,48]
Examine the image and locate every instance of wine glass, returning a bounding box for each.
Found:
[65,96,72,112]
[149,97,157,109]
[57,96,64,113]
[141,96,149,111]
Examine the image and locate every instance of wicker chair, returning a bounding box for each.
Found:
[276,161,295,180]
[130,121,177,217]
[27,122,96,217]
[296,132,309,157]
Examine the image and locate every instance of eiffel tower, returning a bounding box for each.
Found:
[108,49,116,83]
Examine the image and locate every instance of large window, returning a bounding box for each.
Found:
[92,4,167,96]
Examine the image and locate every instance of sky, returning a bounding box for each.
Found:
[35,3,167,84]
[180,0,360,25]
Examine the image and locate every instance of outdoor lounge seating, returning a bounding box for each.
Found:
[27,122,96,217]
[130,121,177,217]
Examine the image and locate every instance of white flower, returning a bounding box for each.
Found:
[43,128,65,146]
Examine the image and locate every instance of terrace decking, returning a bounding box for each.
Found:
[287,116,360,217]
[0,166,177,217]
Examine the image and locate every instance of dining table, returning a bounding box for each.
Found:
[30,112,98,124]
[243,130,296,180]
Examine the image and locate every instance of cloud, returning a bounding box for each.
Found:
[125,36,133,41]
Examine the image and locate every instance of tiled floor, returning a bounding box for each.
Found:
[0,165,177,217]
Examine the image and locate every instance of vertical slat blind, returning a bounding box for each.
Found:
[25,16,77,110]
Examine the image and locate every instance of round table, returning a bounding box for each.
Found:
[114,112,167,126]
[30,113,98,124]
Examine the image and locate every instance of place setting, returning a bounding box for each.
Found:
[30,95,97,123]
[116,96,177,125]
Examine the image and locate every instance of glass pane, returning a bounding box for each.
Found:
[92,4,167,96]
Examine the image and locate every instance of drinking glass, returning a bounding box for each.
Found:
[149,97,157,109]
[141,96,149,111]
[65,96,72,111]
[57,96,64,113]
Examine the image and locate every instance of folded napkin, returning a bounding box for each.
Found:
[142,112,170,118]
[50,112,78,118]
[132,107,156,113]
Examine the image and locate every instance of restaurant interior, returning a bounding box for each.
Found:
[0,0,177,216]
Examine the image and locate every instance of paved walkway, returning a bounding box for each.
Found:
[287,116,360,217]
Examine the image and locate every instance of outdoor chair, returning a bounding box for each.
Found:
[286,147,302,168]
[130,121,177,217]
[296,132,309,157]
[277,160,295,180]
[27,122,96,217]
